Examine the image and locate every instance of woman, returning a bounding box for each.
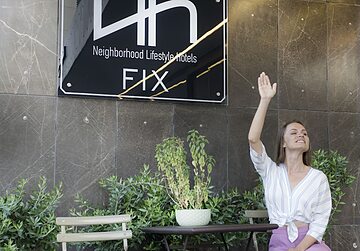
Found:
[248,72,332,251]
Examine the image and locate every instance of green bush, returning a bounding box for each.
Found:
[1,240,18,251]
[311,149,356,224]
[0,177,62,251]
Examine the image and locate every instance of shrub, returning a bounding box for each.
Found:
[311,149,356,223]
[0,177,62,250]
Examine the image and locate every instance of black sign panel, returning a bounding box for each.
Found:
[59,0,227,103]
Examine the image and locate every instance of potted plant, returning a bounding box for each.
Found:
[155,129,215,226]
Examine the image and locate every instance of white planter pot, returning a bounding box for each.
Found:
[175,209,211,226]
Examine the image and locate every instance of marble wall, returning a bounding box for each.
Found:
[0,0,359,250]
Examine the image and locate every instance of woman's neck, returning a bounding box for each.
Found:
[284,151,307,173]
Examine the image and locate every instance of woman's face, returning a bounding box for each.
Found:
[283,122,310,152]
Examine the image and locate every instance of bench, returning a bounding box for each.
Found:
[56,214,132,251]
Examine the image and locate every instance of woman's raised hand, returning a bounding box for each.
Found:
[258,72,277,99]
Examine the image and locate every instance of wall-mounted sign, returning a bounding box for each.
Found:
[58,0,228,103]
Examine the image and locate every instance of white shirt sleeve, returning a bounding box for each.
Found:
[307,173,332,242]
[249,143,274,180]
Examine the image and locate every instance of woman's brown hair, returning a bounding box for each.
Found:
[275,120,311,165]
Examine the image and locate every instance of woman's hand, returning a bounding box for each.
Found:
[258,72,277,99]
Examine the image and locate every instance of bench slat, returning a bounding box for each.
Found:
[57,230,132,242]
[244,210,268,218]
[56,215,131,226]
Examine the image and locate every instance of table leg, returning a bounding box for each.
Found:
[182,235,189,250]
[162,235,171,251]
[220,233,229,251]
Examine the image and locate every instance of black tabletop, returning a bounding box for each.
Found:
[141,223,278,235]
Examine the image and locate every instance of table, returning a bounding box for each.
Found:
[141,223,278,251]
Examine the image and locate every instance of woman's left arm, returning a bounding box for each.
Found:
[294,174,332,251]
[288,235,317,251]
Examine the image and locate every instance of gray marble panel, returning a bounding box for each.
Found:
[328,4,360,112]
[116,101,174,178]
[278,1,327,111]
[0,0,58,96]
[329,113,360,224]
[327,0,360,3]
[297,0,326,2]
[0,94,56,193]
[227,108,278,191]
[328,225,360,251]
[228,0,278,108]
[173,104,228,191]
[56,97,117,214]
[279,110,329,151]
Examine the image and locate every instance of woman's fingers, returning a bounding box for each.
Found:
[258,72,265,86]
[261,72,265,85]
[264,74,270,86]
[258,72,270,87]
[272,82,277,92]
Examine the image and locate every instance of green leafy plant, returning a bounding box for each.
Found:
[311,149,356,223]
[0,177,62,251]
[155,129,215,209]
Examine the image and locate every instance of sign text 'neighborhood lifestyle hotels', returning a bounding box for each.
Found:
[59,0,228,103]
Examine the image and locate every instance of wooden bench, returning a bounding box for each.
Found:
[56,214,132,251]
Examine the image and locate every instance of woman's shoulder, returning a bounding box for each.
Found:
[269,162,285,173]
[310,167,328,181]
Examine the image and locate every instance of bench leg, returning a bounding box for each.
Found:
[246,232,254,251]
[123,238,128,251]
[61,226,67,251]
[62,242,67,251]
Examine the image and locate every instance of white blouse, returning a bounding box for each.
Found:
[249,143,332,243]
